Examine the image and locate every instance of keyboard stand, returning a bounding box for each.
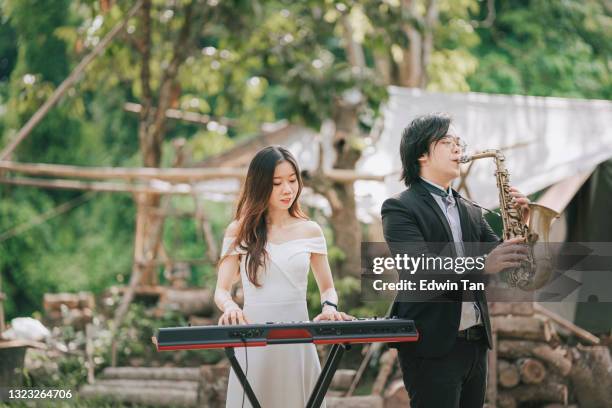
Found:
[225,347,261,408]
[306,343,350,408]
[225,343,351,408]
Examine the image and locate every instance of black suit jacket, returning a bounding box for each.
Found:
[381,179,499,358]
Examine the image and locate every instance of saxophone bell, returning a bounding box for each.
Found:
[462,149,559,291]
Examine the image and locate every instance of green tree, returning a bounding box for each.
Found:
[468,0,611,98]
[235,0,485,276]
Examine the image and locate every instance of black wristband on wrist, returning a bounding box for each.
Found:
[321,300,338,310]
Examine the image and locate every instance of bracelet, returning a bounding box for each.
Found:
[321,300,338,310]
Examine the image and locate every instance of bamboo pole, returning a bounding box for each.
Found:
[86,323,95,384]
[123,102,237,127]
[134,257,214,266]
[0,161,385,183]
[0,176,195,195]
[0,161,244,182]
[0,1,144,161]
[533,303,600,345]
[193,194,219,262]
[345,303,395,397]
[0,273,5,335]
[111,194,145,367]
[323,169,386,183]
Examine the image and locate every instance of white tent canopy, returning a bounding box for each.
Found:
[195,87,611,221]
[357,87,612,212]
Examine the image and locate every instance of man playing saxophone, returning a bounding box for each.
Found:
[381,113,531,408]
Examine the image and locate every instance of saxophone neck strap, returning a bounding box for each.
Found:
[456,194,500,218]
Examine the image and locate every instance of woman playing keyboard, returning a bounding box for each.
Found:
[214,145,352,408]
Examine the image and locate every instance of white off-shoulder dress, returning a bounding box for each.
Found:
[222,236,328,408]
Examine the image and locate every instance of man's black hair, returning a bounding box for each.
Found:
[399,113,452,186]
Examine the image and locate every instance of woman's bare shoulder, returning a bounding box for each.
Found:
[295,219,323,238]
[224,220,240,238]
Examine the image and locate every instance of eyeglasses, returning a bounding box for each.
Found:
[438,136,467,152]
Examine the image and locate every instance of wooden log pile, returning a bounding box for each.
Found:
[322,368,385,408]
[329,302,611,408]
[155,288,215,317]
[100,284,232,322]
[79,364,230,407]
[79,363,385,407]
[43,292,94,329]
[490,302,612,408]
[74,296,609,408]
[329,369,357,395]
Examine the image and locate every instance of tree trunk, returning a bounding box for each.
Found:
[400,1,420,86]
[328,184,361,277]
[420,0,438,88]
[373,49,391,85]
[305,104,363,278]
[341,15,365,69]
[330,99,362,277]
[398,0,423,87]
[136,0,161,286]
[135,0,197,286]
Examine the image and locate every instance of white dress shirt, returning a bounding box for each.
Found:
[420,177,482,330]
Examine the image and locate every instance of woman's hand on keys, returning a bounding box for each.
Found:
[313,307,355,322]
[218,306,249,325]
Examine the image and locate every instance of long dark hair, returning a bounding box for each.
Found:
[231,145,307,286]
[400,113,451,186]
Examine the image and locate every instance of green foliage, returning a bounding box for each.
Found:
[188,129,235,162]
[4,398,136,408]
[427,0,481,91]
[0,188,57,317]
[468,0,611,98]
[0,0,142,319]
[0,189,136,318]
[2,0,71,85]
[239,2,388,128]
[427,49,478,92]
[1,0,609,324]
[0,16,17,82]
[23,303,223,393]
[110,302,224,367]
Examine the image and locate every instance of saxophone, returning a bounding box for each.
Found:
[459,150,559,291]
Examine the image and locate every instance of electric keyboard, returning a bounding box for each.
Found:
[153,318,418,408]
[153,317,418,351]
